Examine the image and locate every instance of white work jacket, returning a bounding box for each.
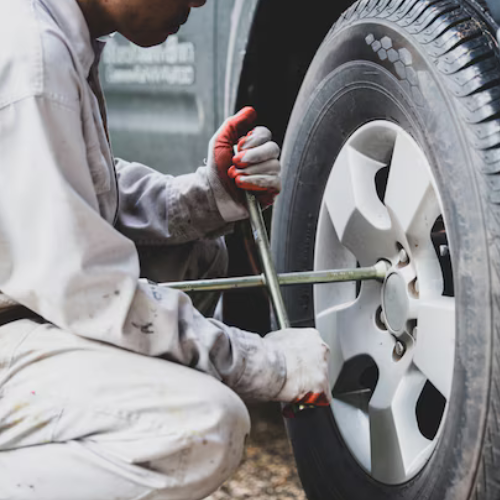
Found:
[0,0,286,400]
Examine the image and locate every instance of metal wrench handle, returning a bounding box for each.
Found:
[246,192,319,417]
[245,192,290,330]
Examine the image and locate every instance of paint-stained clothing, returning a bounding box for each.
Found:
[0,318,251,500]
[0,0,287,497]
[0,0,286,399]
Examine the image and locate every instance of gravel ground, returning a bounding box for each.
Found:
[205,403,306,500]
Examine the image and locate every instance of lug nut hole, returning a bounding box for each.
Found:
[396,243,410,267]
[375,306,388,330]
[409,278,420,297]
[393,340,406,361]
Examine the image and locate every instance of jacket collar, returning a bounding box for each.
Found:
[39,0,96,76]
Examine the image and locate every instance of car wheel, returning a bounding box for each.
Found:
[271,1,500,499]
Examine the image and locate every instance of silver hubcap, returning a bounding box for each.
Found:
[314,121,455,485]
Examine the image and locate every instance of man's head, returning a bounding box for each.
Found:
[77,0,207,47]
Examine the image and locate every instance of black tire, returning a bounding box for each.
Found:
[271,1,500,499]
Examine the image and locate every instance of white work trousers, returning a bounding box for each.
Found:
[0,238,251,500]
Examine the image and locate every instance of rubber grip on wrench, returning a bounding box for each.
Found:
[282,393,330,418]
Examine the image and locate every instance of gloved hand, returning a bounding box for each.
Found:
[264,328,332,405]
[206,107,281,219]
[230,126,281,207]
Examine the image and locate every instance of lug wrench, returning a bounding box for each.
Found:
[159,193,389,414]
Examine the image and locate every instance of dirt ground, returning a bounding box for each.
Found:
[205,403,307,500]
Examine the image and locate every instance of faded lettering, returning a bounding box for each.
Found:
[105,65,195,86]
[103,36,196,87]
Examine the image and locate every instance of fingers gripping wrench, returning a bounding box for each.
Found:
[245,193,329,417]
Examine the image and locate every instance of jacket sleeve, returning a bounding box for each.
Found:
[0,94,286,400]
[115,159,238,245]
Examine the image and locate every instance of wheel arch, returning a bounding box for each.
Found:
[224,0,355,146]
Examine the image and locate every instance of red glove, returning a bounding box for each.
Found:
[230,125,281,207]
[207,107,282,211]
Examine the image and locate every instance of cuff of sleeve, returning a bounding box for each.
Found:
[231,330,287,401]
[205,166,249,223]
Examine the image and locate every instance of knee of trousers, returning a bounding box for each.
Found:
[146,382,250,499]
[187,385,250,496]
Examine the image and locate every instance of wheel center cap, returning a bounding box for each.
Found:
[382,272,409,333]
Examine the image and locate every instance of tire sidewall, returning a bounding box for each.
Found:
[272,18,491,500]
